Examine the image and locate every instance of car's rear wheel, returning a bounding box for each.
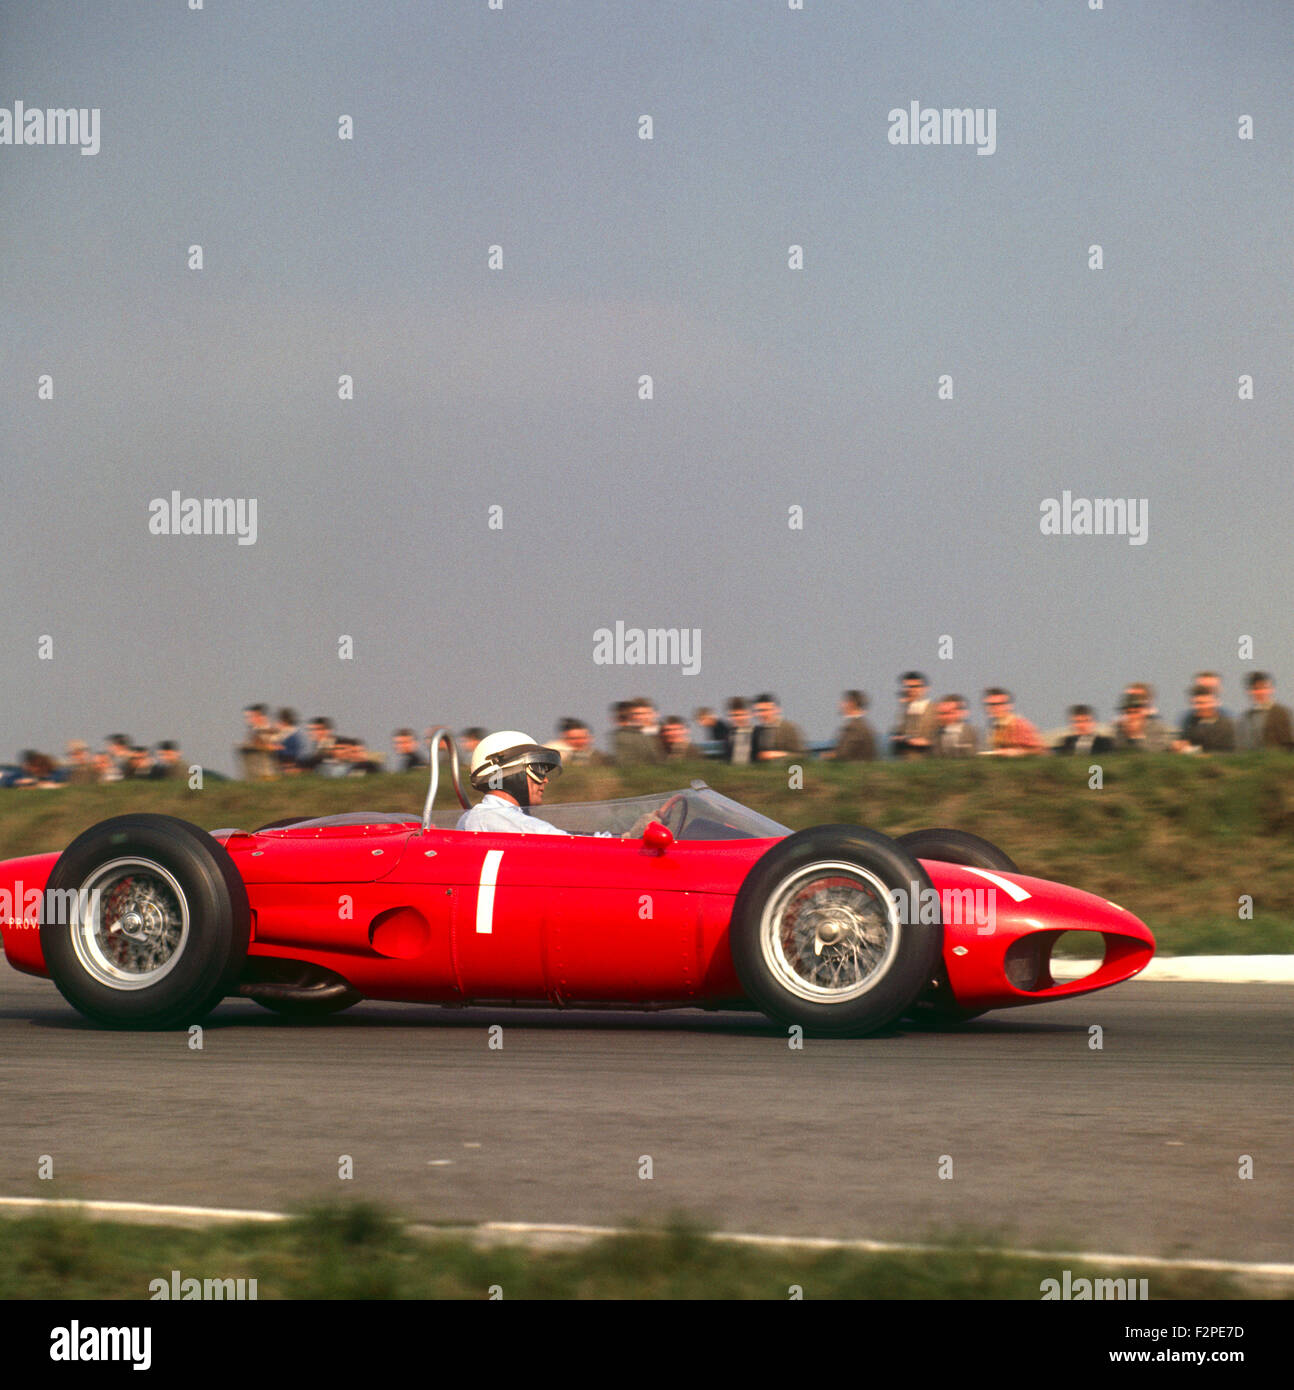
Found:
[40,814,250,1029]
[730,826,942,1036]
[896,828,1018,1025]
[895,827,1018,873]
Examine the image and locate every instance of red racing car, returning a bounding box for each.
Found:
[0,731,1154,1035]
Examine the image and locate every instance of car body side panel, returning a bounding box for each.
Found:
[219,825,418,884]
[0,852,59,976]
[234,828,763,1005]
[436,833,755,1003]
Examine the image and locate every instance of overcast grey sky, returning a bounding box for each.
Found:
[2,0,1291,773]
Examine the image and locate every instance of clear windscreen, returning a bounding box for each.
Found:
[427,785,789,840]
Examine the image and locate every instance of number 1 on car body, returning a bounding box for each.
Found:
[476,850,504,934]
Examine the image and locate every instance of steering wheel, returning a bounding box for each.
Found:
[624,794,689,840]
[654,793,688,837]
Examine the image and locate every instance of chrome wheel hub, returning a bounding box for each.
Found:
[71,858,190,990]
[759,861,900,1003]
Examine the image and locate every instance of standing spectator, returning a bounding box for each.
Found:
[933,695,979,757]
[276,708,310,772]
[1177,671,1232,732]
[722,698,756,765]
[751,693,806,761]
[632,698,659,738]
[238,704,279,780]
[1113,697,1170,753]
[391,728,428,772]
[693,706,727,750]
[1054,706,1115,756]
[12,751,63,788]
[302,716,340,774]
[149,741,185,779]
[614,699,662,765]
[890,672,939,759]
[105,734,134,779]
[1115,686,1170,751]
[91,751,118,783]
[982,689,1045,756]
[822,691,876,761]
[1174,685,1236,753]
[1238,672,1294,751]
[335,737,384,775]
[1122,681,1159,713]
[63,740,97,786]
[608,701,634,760]
[547,719,608,766]
[125,746,155,779]
[634,698,660,738]
[659,715,701,761]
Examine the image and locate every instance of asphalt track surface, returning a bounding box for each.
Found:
[1,972,1290,1265]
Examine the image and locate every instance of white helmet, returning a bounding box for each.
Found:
[469,730,562,804]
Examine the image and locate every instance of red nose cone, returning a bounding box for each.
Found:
[917,861,1155,1012]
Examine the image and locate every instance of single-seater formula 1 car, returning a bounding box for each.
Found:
[0,731,1154,1035]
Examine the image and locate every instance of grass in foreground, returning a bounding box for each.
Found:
[0,1204,1253,1300]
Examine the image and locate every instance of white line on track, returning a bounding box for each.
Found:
[1061,954,1294,984]
[2,1197,1291,1282]
[0,1196,286,1225]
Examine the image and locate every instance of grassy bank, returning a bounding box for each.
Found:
[0,1204,1248,1300]
[1,756,1291,954]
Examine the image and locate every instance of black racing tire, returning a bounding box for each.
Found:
[40,814,250,1029]
[730,825,942,1037]
[252,989,363,1019]
[896,828,1019,874]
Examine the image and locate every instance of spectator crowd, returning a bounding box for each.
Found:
[1,736,188,789]
[4,670,1290,790]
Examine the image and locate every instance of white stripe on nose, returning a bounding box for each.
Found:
[961,866,1032,902]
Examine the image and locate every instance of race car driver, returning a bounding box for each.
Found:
[456,731,570,835]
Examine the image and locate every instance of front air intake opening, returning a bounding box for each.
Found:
[1047,930,1108,984]
[1004,930,1108,992]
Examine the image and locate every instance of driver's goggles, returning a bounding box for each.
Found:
[525,761,559,784]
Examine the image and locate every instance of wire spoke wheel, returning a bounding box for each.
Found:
[72,858,189,990]
[731,825,943,1036]
[760,863,899,1003]
[40,814,249,1029]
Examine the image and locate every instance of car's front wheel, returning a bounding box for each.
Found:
[40,814,250,1029]
[730,826,942,1036]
